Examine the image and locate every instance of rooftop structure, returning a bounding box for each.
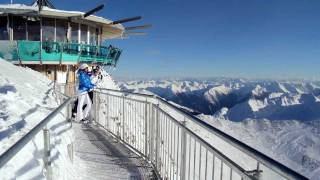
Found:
[0,0,145,83]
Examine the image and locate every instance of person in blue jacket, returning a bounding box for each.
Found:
[76,63,95,122]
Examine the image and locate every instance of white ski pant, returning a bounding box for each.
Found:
[76,92,92,122]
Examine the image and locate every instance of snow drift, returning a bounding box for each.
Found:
[0,59,76,179]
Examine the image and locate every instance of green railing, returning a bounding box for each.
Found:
[0,40,122,66]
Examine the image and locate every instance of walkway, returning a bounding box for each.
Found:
[73,122,156,180]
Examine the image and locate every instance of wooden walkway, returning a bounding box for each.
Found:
[73,122,156,180]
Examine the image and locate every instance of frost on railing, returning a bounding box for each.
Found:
[92,88,308,180]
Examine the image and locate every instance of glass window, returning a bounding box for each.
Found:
[13,16,26,40]
[80,24,87,44]
[27,18,40,41]
[89,26,98,45]
[42,18,55,41]
[0,16,9,40]
[70,22,78,43]
[56,19,68,42]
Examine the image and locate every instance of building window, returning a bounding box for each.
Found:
[0,16,9,40]
[13,16,26,40]
[89,26,98,45]
[56,19,68,42]
[70,22,79,43]
[27,18,40,41]
[80,24,87,44]
[42,17,55,41]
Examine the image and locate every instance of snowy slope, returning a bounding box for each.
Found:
[118,78,320,179]
[0,59,77,179]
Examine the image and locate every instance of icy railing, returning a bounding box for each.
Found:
[93,88,308,180]
[0,90,74,179]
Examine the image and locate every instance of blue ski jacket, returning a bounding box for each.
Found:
[78,70,95,93]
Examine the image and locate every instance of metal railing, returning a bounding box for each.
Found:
[93,88,308,180]
[0,40,122,66]
[0,90,73,180]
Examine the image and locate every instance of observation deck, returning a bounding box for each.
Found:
[0,85,309,180]
[0,40,122,66]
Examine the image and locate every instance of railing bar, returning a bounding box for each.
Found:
[140,102,143,151]
[139,101,142,151]
[130,100,132,144]
[133,101,136,148]
[212,154,215,180]
[97,91,149,103]
[122,96,125,140]
[135,101,138,149]
[171,119,175,179]
[230,168,233,180]
[136,102,139,150]
[106,94,109,129]
[165,114,169,178]
[162,113,166,177]
[220,160,223,180]
[159,111,162,175]
[193,139,196,180]
[169,117,173,180]
[155,105,160,169]
[176,126,180,180]
[205,149,208,180]
[199,144,202,180]
[173,120,177,179]
[188,135,192,180]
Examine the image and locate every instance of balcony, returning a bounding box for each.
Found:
[0,40,122,66]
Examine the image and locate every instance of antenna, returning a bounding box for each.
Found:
[83,4,104,18]
[111,16,142,25]
[125,24,152,31]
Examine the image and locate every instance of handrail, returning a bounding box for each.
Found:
[96,88,308,180]
[156,97,308,180]
[0,40,122,66]
[0,97,72,169]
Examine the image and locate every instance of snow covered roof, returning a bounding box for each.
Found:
[0,4,124,39]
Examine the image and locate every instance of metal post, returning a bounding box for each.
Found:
[43,128,52,180]
[67,101,71,123]
[155,104,160,169]
[180,121,187,180]
[144,101,148,157]
[122,95,125,140]
[93,91,97,123]
[255,162,261,180]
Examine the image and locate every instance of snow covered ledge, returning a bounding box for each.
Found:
[0,59,77,179]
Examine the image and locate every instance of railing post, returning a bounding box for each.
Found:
[43,128,52,180]
[122,95,125,140]
[106,94,109,129]
[93,91,97,123]
[144,101,148,157]
[180,120,187,180]
[155,104,160,169]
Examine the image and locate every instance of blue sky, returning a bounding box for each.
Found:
[3,0,320,79]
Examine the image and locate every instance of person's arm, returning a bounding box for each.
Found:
[80,73,95,90]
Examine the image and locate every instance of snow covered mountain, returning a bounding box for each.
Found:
[117,78,320,179]
[118,79,320,122]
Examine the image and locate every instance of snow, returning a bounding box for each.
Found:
[118,78,320,179]
[0,59,76,179]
